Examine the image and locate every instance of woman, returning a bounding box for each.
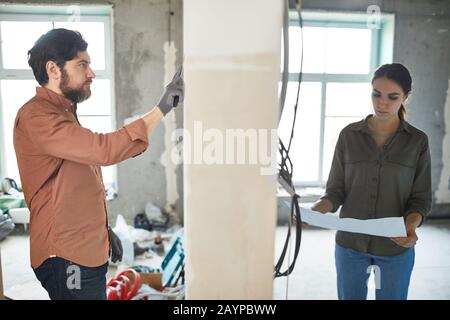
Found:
[312,63,432,300]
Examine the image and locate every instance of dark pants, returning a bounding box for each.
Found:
[33,257,108,300]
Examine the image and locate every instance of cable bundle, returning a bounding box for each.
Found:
[274,0,303,279]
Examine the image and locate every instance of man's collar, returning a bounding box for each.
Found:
[36,87,76,112]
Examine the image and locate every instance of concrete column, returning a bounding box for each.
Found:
[183,0,282,299]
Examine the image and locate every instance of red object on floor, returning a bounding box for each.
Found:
[106,269,142,300]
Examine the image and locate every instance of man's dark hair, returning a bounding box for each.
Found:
[28,28,88,86]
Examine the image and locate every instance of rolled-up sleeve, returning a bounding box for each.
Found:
[23,107,149,166]
[321,133,346,213]
[404,136,432,226]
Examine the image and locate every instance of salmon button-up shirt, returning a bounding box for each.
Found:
[13,87,149,268]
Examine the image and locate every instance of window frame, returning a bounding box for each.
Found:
[286,10,394,187]
[0,7,117,190]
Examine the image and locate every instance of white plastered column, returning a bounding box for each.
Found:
[183,0,282,299]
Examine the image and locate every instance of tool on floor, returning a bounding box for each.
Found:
[106,268,141,300]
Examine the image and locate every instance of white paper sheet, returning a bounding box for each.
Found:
[299,206,407,237]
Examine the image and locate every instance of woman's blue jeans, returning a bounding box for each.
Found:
[335,244,415,300]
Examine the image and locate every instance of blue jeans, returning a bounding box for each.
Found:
[33,257,108,300]
[335,244,414,300]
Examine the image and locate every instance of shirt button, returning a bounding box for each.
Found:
[370,195,377,199]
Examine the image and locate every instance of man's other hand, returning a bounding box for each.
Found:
[108,227,123,263]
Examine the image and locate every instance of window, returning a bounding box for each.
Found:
[279,11,394,186]
[0,5,116,191]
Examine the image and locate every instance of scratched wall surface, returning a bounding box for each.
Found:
[391,0,450,217]
[435,80,450,206]
[108,0,184,225]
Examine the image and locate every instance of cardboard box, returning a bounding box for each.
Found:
[139,272,163,291]
[118,269,163,291]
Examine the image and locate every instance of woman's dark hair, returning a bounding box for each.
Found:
[371,63,412,120]
[28,28,88,86]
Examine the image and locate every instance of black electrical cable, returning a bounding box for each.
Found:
[278,0,290,119]
[274,193,302,277]
[287,1,303,153]
[274,0,304,279]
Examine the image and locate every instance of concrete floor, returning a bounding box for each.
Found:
[273,219,450,300]
[1,219,450,300]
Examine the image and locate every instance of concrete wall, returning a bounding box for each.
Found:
[301,0,450,217]
[107,0,184,225]
[2,0,184,224]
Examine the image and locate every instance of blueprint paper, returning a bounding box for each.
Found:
[299,206,407,237]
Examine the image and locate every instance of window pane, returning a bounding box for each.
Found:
[326,82,372,117]
[301,26,326,73]
[325,28,372,74]
[76,79,111,116]
[281,26,326,74]
[322,83,372,180]
[1,80,38,183]
[101,165,115,190]
[1,21,53,69]
[322,116,363,180]
[285,26,371,74]
[78,115,112,133]
[279,82,322,182]
[54,21,105,70]
[289,26,312,73]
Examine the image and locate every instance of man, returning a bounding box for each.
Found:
[13,28,184,300]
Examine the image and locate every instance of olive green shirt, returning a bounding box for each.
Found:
[322,115,432,256]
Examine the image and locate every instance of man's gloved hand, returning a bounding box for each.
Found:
[108,226,123,263]
[157,65,184,116]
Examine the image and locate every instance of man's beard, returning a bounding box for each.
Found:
[60,69,92,104]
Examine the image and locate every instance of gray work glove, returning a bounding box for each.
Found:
[108,226,123,263]
[157,65,184,116]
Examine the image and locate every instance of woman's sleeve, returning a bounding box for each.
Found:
[321,132,346,213]
[404,136,432,227]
